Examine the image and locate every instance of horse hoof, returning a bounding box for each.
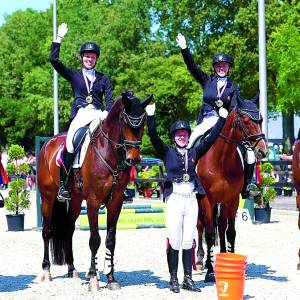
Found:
[204,272,215,283]
[88,276,100,292]
[41,272,52,282]
[297,263,300,271]
[107,281,121,290]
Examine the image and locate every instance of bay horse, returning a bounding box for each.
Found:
[292,139,300,270]
[38,92,152,290]
[196,96,268,282]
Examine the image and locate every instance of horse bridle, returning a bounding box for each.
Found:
[219,108,266,151]
[91,108,146,204]
[97,109,146,152]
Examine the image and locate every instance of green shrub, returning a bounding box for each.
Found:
[253,162,277,207]
[137,167,159,189]
[4,144,31,215]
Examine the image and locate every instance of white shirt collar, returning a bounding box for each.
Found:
[84,68,95,81]
[176,147,187,155]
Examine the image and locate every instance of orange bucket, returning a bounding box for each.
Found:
[215,266,245,276]
[215,262,246,271]
[216,253,247,264]
[215,272,245,300]
[215,253,247,299]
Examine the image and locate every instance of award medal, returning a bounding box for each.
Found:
[183,173,190,182]
[215,79,227,108]
[215,99,223,108]
[183,150,190,182]
[82,69,95,104]
[86,95,93,103]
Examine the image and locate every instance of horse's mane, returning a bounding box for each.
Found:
[106,96,124,121]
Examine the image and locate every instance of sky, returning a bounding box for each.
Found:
[0,0,298,138]
[0,0,51,26]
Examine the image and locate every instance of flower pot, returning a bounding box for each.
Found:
[254,207,271,223]
[142,188,153,198]
[6,214,25,231]
[283,189,293,197]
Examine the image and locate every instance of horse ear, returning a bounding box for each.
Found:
[250,90,260,103]
[121,92,130,106]
[141,94,153,108]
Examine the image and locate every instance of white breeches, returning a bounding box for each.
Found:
[166,192,198,250]
[187,114,256,164]
[66,105,102,153]
[188,115,219,148]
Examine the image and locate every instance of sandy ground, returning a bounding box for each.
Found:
[0,190,299,299]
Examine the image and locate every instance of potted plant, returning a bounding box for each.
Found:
[137,166,159,198]
[4,144,31,231]
[251,162,277,223]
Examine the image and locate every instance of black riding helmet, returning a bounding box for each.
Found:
[170,120,191,141]
[212,53,233,67]
[79,42,100,57]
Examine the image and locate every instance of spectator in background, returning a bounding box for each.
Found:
[0,151,9,189]
[279,129,300,161]
[25,151,36,190]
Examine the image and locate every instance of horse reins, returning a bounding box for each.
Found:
[90,109,146,204]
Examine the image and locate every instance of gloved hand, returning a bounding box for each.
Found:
[57,23,68,39]
[219,107,228,118]
[100,110,108,120]
[145,104,155,116]
[176,33,187,49]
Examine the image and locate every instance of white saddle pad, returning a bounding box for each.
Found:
[72,119,99,168]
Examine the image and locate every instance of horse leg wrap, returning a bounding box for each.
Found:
[103,248,113,275]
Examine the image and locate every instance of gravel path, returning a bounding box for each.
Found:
[0,191,299,299]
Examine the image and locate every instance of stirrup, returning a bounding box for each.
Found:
[182,275,201,292]
[169,277,180,293]
[57,185,71,202]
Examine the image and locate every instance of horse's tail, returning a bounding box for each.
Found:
[50,200,68,265]
[213,204,219,246]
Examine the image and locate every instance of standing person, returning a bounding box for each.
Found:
[145,103,228,293]
[0,151,9,189]
[176,33,256,198]
[50,23,114,202]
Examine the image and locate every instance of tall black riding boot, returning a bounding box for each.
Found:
[57,151,74,202]
[182,249,201,292]
[241,162,256,199]
[167,246,180,293]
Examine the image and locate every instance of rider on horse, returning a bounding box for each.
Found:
[50,23,114,202]
[176,33,256,198]
[146,103,228,293]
